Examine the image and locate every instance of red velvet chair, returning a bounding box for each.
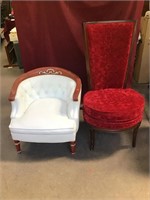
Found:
[83,20,145,150]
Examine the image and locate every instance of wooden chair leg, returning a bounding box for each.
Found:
[132,122,141,147]
[90,129,95,150]
[14,140,21,153]
[70,141,76,154]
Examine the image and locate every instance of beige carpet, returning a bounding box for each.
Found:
[0,40,149,200]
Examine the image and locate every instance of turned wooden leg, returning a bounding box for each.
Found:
[14,140,21,153]
[132,122,141,148]
[70,141,76,154]
[90,129,95,150]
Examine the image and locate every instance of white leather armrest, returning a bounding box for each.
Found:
[10,101,18,118]
[67,101,80,120]
[67,90,81,119]
[10,97,30,118]
[10,99,24,119]
[67,91,81,131]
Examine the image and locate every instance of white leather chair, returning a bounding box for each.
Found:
[8,67,82,154]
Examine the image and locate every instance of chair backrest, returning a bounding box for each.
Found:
[83,20,136,90]
[16,75,76,110]
[8,67,82,103]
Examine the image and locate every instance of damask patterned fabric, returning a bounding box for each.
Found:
[83,88,145,129]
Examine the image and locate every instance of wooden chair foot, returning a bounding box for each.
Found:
[132,122,141,148]
[90,129,95,150]
[14,140,21,153]
[70,141,76,154]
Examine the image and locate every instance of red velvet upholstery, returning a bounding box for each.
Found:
[83,21,145,148]
[85,21,134,89]
[83,88,145,130]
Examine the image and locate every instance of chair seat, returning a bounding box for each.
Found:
[83,88,145,129]
[9,98,76,134]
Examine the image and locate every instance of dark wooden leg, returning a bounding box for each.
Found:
[70,141,76,154]
[90,129,95,150]
[14,140,21,153]
[132,122,141,147]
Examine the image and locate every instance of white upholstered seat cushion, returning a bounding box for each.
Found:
[9,98,76,135]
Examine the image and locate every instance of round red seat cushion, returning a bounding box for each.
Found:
[83,88,145,129]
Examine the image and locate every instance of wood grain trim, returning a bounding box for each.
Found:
[8,66,82,101]
[83,22,91,90]
[123,20,137,88]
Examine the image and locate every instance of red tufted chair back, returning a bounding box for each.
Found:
[83,20,136,90]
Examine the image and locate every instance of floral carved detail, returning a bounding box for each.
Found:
[38,68,63,75]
